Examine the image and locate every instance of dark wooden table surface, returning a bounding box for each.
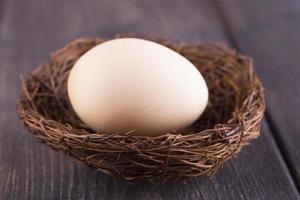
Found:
[1,0,300,199]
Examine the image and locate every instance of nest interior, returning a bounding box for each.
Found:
[17,36,265,183]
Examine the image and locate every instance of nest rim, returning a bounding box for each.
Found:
[17,35,265,183]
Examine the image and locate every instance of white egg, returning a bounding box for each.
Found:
[67,38,208,136]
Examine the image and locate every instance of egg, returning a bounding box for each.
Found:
[67,38,208,136]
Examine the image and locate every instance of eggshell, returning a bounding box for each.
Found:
[67,38,208,136]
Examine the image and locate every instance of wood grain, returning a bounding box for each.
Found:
[215,0,300,190]
[0,0,299,199]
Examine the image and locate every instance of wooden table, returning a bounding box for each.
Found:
[1,0,300,199]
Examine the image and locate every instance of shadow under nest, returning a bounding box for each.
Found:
[17,36,265,183]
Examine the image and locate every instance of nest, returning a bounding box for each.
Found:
[17,36,265,183]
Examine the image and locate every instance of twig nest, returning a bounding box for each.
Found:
[17,36,265,183]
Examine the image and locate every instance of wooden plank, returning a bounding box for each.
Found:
[0,0,299,199]
[215,0,300,190]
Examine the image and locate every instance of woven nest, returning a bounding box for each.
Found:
[17,35,265,183]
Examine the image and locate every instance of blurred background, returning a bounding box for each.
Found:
[0,0,300,199]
